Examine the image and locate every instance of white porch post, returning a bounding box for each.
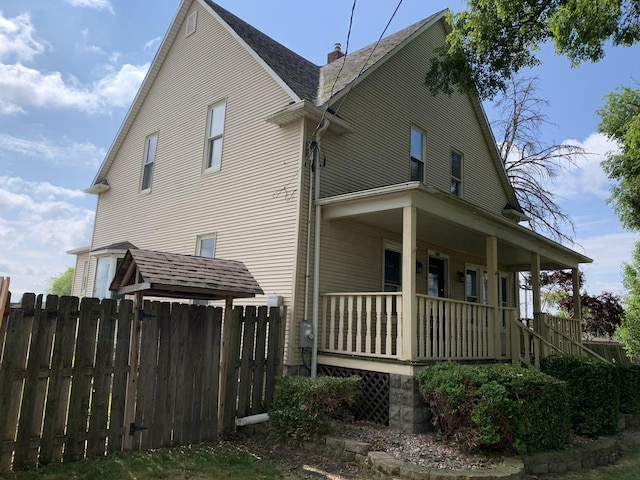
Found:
[401,205,417,361]
[531,253,543,336]
[572,267,582,342]
[486,236,500,358]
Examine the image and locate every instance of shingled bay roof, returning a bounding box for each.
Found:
[110,248,263,300]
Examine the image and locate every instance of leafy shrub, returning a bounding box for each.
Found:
[416,362,570,454]
[541,354,619,436]
[618,363,640,414]
[268,375,361,443]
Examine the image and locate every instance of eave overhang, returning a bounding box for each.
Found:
[317,182,592,270]
[265,100,353,135]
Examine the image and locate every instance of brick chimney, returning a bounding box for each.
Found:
[327,43,344,64]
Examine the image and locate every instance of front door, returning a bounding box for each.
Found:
[428,256,446,297]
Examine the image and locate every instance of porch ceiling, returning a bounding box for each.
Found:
[318,183,592,271]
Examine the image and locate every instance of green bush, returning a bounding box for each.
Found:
[541,354,619,436]
[416,362,571,454]
[268,375,361,443]
[618,363,640,414]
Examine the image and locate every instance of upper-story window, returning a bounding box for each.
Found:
[204,101,226,172]
[451,150,462,196]
[410,126,425,182]
[140,133,158,192]
[197,234,216,258]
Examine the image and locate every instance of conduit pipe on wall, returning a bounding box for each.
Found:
[311,119,330,378]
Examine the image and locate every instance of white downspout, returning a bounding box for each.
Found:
[311,120,330,378]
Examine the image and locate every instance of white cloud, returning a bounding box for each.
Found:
[576,231,637,297]
[66,0,115,15]
[144,36,162,51]
[0,11,48,62]
[0,133,106,167]
[0,61,150,114]
[549,132,620,200]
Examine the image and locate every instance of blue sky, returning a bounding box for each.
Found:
[0,0,638,298]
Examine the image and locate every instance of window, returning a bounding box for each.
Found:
[197,235,216,258]
[451,150,462,196]
[204,101,226,172]
[465,265,487,304]
[410,127,425,182]
[140,133,158,192]
[383,243,402,292]
[92,255,124,299]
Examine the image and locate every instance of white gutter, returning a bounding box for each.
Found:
[235,413,269,427]
[311,120,331,378]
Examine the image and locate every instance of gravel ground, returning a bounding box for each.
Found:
[224,423,640,480]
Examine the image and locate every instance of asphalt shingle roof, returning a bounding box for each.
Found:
[110,248,263,300]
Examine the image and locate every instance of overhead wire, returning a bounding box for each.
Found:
[312,0,406,143]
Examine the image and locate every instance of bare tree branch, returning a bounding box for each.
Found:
[492,76,585,243]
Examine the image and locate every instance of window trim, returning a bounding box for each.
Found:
[91,254,125,300]
[451,149,463,197]
[196,234,216,258]
[203,101,227,173]
[140,133,158,193]
[382,240,402,292]
[410,125,426,182]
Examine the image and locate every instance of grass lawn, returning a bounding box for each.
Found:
[2,445,286,480]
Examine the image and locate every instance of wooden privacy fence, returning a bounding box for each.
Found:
[0,293,284,472]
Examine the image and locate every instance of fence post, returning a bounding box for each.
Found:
[122,292,143,450]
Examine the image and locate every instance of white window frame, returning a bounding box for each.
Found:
[382,240,402,292]
[91,255,125,300]
[410,125,425,182]
[204,101,226,173]
[196,234,216,258]
[80,260,89,294]
[427,250,449,298]
[451,149,463,197]
[465,263,486,304]
[140,133,158,193]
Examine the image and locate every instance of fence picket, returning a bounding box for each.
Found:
[0,295,282,473]
[87,299,117,457]
[64,297,100,462]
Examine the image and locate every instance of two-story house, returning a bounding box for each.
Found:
[69,0,591,432]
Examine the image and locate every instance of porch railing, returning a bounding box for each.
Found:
[319,293,401,359]
[319,293,517,362]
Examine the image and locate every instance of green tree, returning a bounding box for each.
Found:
[426,0,640,99]
[597,86,640,231]
[618,241,640,359]
[46,267,74,296]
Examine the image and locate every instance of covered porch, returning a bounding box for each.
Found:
[315,183,592,373]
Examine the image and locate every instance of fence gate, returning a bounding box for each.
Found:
[0,294,284,472]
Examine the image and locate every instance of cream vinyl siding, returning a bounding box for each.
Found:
[318,218,511,304]
[70,251,90,297]
[88,3,303,310]
[320,20,509,216]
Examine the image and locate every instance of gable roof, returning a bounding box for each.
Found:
[110,248,263,300]
[85,1,522,214]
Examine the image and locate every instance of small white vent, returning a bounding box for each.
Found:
[185,11,197,37]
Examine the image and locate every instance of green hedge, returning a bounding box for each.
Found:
[618,363,640,414]
[541,354,619,436]
[268,375,360,443]
[416,362,571,454]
